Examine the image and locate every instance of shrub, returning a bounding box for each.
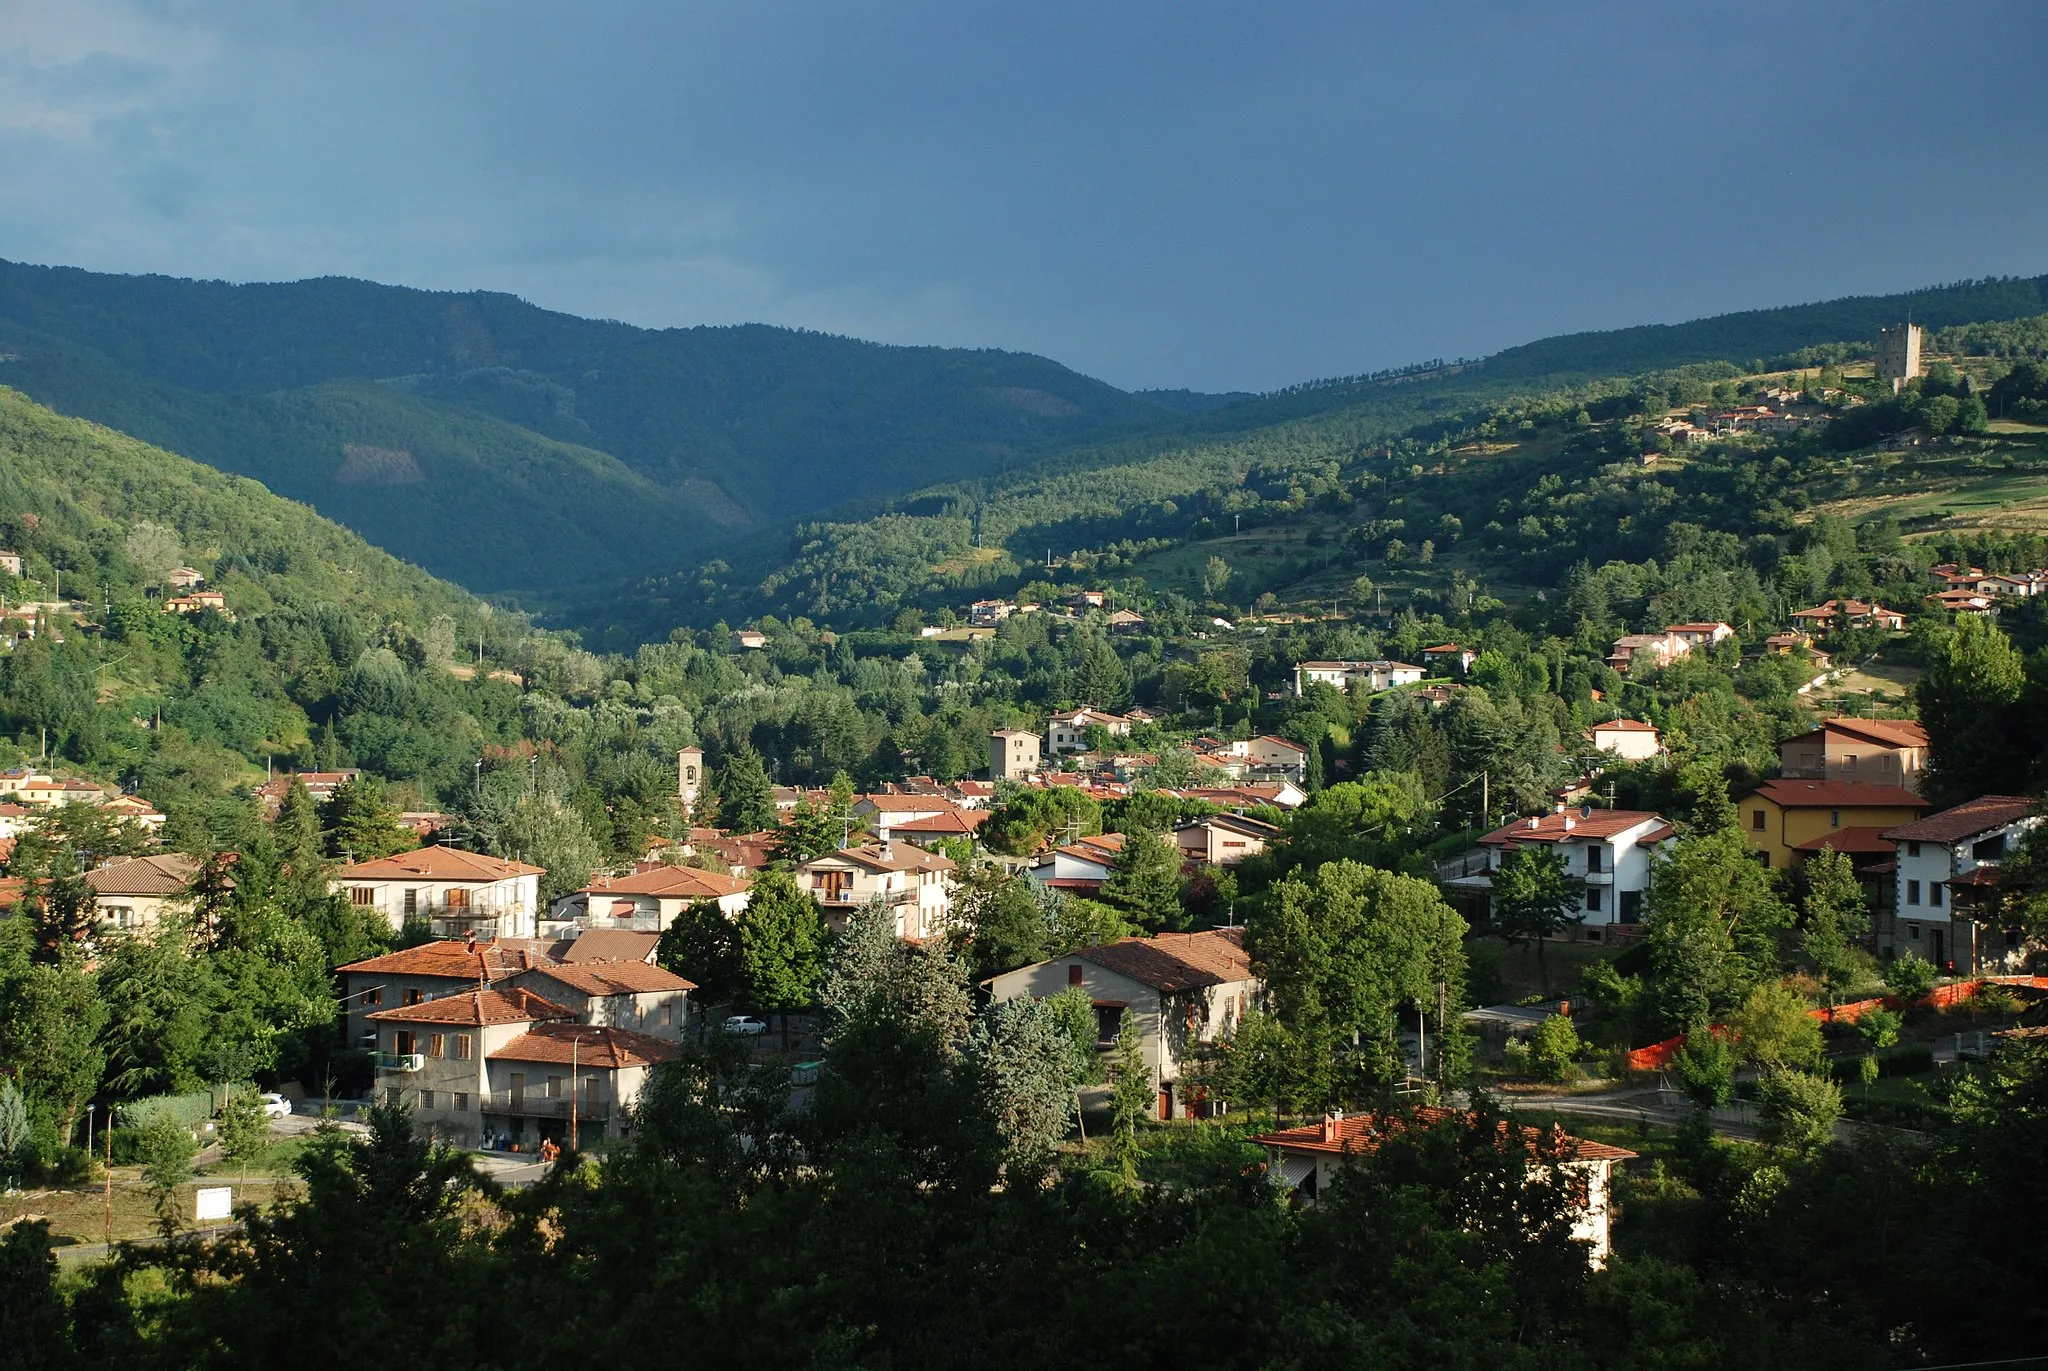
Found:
[1883,953,1937,1002]
[1529,1012,1582,1083]
[1728,981,1824,1070]
[1856,1007,1903,1050]
[1671,1033,1736,1110]
[1757,1068,1843,1153]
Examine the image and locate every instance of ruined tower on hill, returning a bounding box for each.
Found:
[1876,323,1923,395]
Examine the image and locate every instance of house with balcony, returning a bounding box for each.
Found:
[988,926,1258,1121]
[334,845,545,939]
[337,939,562,1053]
[1778,717,1929,795]
[1882,795,2042,974]
[504,960,695,1039]
[567,864,752,934]
[1440,809,1675,936]
[367,984,679,1152]
[799,841,955,939]
[1252,1109,1634,1264]
[84,854,202,935]
[1739,780,1927,872]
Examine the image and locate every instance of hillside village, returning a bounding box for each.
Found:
[6,304,2048,1365]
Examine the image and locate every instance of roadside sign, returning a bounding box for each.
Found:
[194,1186,232,1221]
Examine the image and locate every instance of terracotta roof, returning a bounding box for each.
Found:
[1253,1106,1636,1163]
[1788,826,1900,856]
[517,960,696,996]
[337,939,555,981]
[584,865,752,900]
[1884,795,2037,844]
[1180,813,1282,839]
[1078,926,1252,992]
[488,1022,682,1069]
[1818,717,1929,749]
[1752,780,1926,810]
[1480,810,1668,845]
[1591,718,1658,734]
[857,793,965,813]
[367,985,575,1026]
[338,844,545,881]
[812,842,956,874]
[891,809,990,835]
[561,929,662,964]
[84,853,197,897]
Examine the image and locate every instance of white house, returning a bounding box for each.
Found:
[853,793,971,839]
[567,864,752,934]
[84,854,202,935]
[504,960,696,1039]
[1422,644,1475,674]
[1588,719,1662,761]
[1442,808,1675,936]
[799,841,955,939]
[1882,795,2041,973]
[1046,707,1135,755]
[1252,1109,1634,1264]
[1294,660,1425,696]
[987,926,1259,1120]
[1025,832,1128,896]
[333,845,545,939]
[1192,735,1309,783]
[1173,813,1281,866]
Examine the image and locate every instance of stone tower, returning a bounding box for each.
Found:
[1876,324,1923,395]
[677,746,704,812]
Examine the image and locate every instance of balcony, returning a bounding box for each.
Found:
[483,1090,610,1122]
[374,1052,425,1072]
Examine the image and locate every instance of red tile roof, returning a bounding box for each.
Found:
[1884,795,2037,844]
[1590,718,1658,734]
[367,986,575,1026]
[1480,810,1667,845]
[1819,717,1929,749]
[1253,1106,1636,1163]
[1078,926,1252,993]
[561,929,661,964]
[338,844,545,881]
[1752,780,1926,810]
[516,961,697,996]
[488,1022,682,1069]
[584,865,752,900]
[337,939,555,981]
[1788,825,1900,856]
[891,809,989,835]
[83,853,198,897]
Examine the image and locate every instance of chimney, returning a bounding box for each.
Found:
[1319,1109,1343,1144]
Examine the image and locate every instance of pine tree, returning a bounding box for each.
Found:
[320,777,413,862]
[1107,1009,1151,1179]
[737,871,829,1045]
[716,747,778,833]
[1101,829,1185,931]
[1919,616,2027,804]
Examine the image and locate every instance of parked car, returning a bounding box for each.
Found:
[722,1015,768,1037]
[259,1092,293,1119]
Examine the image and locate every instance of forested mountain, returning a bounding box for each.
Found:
[610,276,2048,642]
[0,259,1172,595]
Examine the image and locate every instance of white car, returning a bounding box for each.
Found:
[721,1015,769,1037]
[259,1092,293,1119]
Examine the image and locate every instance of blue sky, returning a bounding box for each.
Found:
[4,1,2045,391]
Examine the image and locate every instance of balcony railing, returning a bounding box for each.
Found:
[374,1052,425,1072]
[483,1090,610,1122]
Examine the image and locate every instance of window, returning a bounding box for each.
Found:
[1973,834,2008,861]
[546,1076,563,1098]
[1930,882,1944,908]
[403,988,425,1006]
[361,986,383,1008]
[454,1092,470,1112]
[1751,810,1766,831]
[1909,923,1921,940]
[660,1003,674,1026]
[1585,846,1603,873]
[420,1090,435,1110]
[1619,890,1642,925]
[403,888,418,917]
[1844,754,1858,771]
[1830,809,1841,829]
[428,1033,445,1059]
[1907,880,1921,906]
[1585,886,1603,913]
[386,1086,402,1107]
[1755,852,1770,868]
[1067,963,1084,986]
[350,886,374,906]
[393,1030,417,1055]
[455,1033,473,1060]
[1908,841,1921,857]
[445,886,470,910]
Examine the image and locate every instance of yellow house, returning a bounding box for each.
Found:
[1741,780,1927,870]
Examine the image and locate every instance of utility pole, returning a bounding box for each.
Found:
[569,1035,580,1153]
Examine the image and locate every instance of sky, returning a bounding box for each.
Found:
[4,1,2047,393]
